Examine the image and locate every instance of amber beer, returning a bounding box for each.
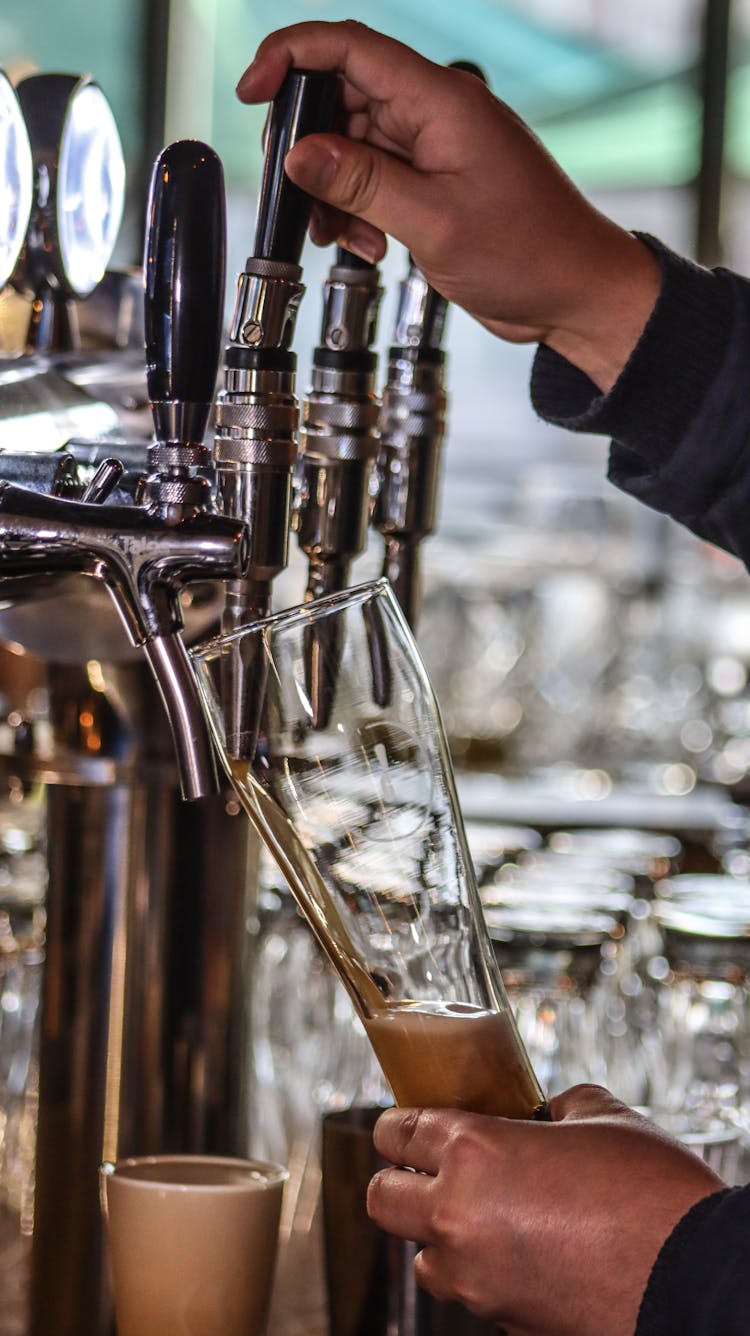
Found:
[229,760,547,1121]
[364,1001,545,1119]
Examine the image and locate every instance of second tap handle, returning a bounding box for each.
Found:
[253,68,339,264]
[144,140,226,444]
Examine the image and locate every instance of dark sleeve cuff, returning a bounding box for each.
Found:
[529,233,735,466]
[636,1186,750,1336]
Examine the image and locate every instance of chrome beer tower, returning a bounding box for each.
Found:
[0,67,453,1336]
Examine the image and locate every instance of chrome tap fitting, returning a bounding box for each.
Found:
[292,249,383,727]
[0,480,247,799]
[296,249,383,603]
[214,68,340,756]
[372,257,449,629]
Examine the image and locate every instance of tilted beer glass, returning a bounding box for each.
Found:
[192,579,547,1119]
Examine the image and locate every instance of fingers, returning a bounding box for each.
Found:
[236,20,440,108]
[284,133,436,251]
[373,1107,442,1172]
[367,1166,435,1243]
[309,202,386,262]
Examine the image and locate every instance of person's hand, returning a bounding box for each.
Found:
[236,21,661,391]
[366,1084,724,1336]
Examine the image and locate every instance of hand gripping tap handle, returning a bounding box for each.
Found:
[144,139,226,458]
[253,69,340,263]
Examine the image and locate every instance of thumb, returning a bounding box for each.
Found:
[284,132,429,250]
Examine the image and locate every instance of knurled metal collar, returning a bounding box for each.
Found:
[299,431,381,463]
[144,476,210,505]
[243,257,303,281]
[215,400,298,432]
[147,442,209,470]
[382,389,447,413]
[213,438,298,466]
[303,398,380,429]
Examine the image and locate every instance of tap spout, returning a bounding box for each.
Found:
[0,481,248,797]
[143,633,218,800]
[373,258,448,630]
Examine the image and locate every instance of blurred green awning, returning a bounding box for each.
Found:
[540,81,702,187]
[726,61,750,175]
[211,0,701,189]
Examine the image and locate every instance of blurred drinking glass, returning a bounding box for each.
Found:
[649,895,750,1118]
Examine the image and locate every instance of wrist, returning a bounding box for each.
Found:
[545,230,662,392]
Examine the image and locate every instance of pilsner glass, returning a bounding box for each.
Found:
[192,579,546,1120]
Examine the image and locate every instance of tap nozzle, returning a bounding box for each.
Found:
[297,249,383,596]
[372,256,449,629]
[0,482,247,799]
[294,248,383,725]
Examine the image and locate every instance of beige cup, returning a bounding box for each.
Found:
[99,1154,288,1336]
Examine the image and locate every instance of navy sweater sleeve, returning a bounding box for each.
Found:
[529,234,750,571]
[635,1186,750,1335]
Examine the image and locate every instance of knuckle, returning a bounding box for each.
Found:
[335,148,381,213]
[427,1191,463,1249]
[375,1106,426,1164]
[444,1117,482,1167]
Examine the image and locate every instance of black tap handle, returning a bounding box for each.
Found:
[253,69,340,264]
[334,246,375,270]
[449,60,488,80]
[144,140,226,439]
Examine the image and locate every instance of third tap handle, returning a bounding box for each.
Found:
[335,246,374,270]
[253,69,339,264]
[144,140,227,444]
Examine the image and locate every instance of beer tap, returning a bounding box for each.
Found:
[214,68,339,756]
[296,248,383,602]
[0,140,249,800]
[372,254,449,630]
[294,246,383,726]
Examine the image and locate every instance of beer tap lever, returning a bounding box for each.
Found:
[144,139,227,517]
[215,68,339,755]
[254,70,341,265]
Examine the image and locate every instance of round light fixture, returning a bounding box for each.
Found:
[15,73,125,299]
[0,70,33,291]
